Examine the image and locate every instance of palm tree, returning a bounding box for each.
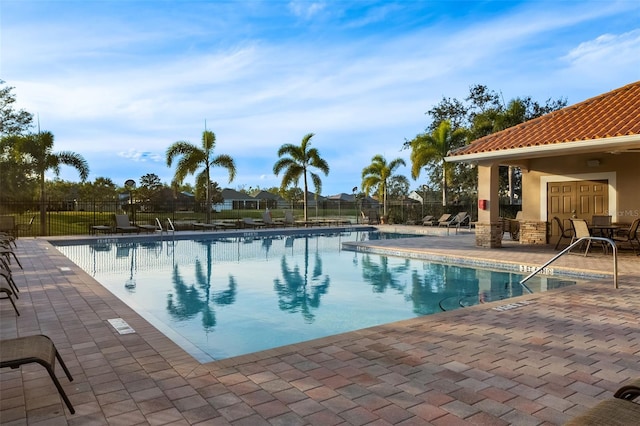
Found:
[273,133,329,221]
[166,130,236,223]
[409,120,466,206]
[361,154,406,218]
[18,131,89,236]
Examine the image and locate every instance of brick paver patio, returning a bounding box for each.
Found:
[1,227,639,425]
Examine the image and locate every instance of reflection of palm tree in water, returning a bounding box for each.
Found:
[273,237,330,323]
[360,254,409,293]
[167,241,237,331]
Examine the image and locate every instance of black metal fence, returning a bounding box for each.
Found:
[0,197,520,236]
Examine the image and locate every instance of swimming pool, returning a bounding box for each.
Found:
[54,230,577,362]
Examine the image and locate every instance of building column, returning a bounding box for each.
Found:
[476,162,502,248]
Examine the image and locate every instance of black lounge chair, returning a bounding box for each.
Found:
[0,246,22,269]
[113,214,139,234]
[0,284,19,315]
[0,335,75,414]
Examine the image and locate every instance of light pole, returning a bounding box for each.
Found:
[125,179,136,223]
[352,186,358,224]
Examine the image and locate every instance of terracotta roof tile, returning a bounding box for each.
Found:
[449,80,640,157]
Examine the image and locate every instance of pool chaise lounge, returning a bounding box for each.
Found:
[565,378,640,425]
[0,334,75,414]
[113,214,140,233]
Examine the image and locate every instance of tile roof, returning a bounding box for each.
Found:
[448,80,640,158]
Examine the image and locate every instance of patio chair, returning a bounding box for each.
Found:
[137,222,160,233]
[0,334,75,414]
[263,211,284,227]
[242,218,265,229]
[565,378,640,425]
[113,214,139,234]
[0,246,22,269]
[613,218,640,255]
[0,284,19,315]
[438,213,462,227]
[193,222,218,231]
[552,216,573,250]
[367,210,380,225]
[16,215,35,237]
[284,210,297,227]
[0,216,16,238]
[0,233,17,247]
[0,264,19,295]
[433,213,451,226]
[569,218,593,256]
[420,215,435,226]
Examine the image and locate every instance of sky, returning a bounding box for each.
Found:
[1,0,639,196]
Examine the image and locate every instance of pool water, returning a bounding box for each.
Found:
[55,231,576,362]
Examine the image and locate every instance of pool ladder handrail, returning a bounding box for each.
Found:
[166,218,176,234]
[155,217,164,234]
[519,236,618,291]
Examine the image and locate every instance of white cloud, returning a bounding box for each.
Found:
[4,0,640,194]
[118,149,163,163]
[288,1,326,19]
[564,29,640,66]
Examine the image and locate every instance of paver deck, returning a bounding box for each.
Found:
[1,227,639,425]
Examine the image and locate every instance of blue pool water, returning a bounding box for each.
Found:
[54,231,576,362]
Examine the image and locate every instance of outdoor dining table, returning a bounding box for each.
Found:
[589,224,620,239]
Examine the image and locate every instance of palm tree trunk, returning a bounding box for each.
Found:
[303,172,309,221]
[383,183,388,217]
[205,165,211,223]
[441,160,447,207]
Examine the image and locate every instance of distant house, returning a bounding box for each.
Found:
[213,188,256,211]
[327,193,357,202]
[253,190,287,210]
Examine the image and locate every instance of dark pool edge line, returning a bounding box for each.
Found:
[45,225,377,246]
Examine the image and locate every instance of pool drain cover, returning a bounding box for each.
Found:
[108,318,136,334]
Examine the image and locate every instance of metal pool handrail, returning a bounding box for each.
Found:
[519,236,618,290]
[166,218,176,234]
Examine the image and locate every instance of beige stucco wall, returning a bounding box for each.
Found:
[518,152,640,224]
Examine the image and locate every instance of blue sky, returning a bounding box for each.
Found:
[2,0,639,196]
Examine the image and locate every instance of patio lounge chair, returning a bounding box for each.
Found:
[193,222,218,231]
[565,378,640,425]
[420,215,435,226]
[16,215,35,237]
[263,211,284,227]
[0,284,19,315]
[0,335,75,414]
[613,217,640,255]
[438,213,466,227]
[242,218,265,229]
[552,216,573,250]
[431,214,451,227]
[284,211,298,227]
[0,265,19,295]
[113,214,139,234]
[0,246,22,269]
[137,222,160,233]
[0,216,16,238]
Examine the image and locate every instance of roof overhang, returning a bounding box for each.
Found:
[445,134,640,164]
